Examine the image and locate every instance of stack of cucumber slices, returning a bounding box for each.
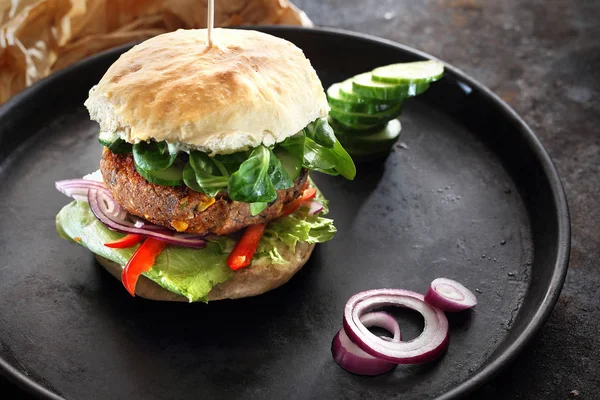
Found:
[327,60,444,160]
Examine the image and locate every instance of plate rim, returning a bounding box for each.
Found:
[0,25,570,400]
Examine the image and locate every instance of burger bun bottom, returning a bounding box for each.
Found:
[95,241,315,302]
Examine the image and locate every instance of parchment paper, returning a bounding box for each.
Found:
[0,0,311,104]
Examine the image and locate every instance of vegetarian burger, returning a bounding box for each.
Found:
[55,28,355,302]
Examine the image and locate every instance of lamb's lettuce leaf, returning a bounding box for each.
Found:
[228,146,276,203]
[122,118,355,201]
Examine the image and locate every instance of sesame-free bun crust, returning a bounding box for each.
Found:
[95,241,315,302]
[84,28,329,155]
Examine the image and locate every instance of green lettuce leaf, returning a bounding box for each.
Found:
[55,182,336,303]
[256,180,335,261]
[56,201,232,302]
[258,215,336,259]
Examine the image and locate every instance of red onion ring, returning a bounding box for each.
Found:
[56,179,205,248]
[58,179,164,230]
[343,289,449,364]
[424,278,477,312]
[55,179,109,202]
[332,312,401,376]
[87,189,206,248]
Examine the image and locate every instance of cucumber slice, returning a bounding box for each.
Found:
[351,73,407,100]
[274,147,301,179]
[372,61,444,84]
[328,115,388,132]
[352,73,430,100]
[337,120,402,155]
[328,116,387,135]
[337,80,395,105]
[133,141,177,171]
[337,119,401,144]
[135,163,184,186]
[98,131,119,147]
[327,83,399,114]
[338,80,363,102]
[107,139,132,154]
[329,113,386,130]
[98,131,133,154]
[329,102,402,128]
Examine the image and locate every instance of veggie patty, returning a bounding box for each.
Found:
[100,148,309,235]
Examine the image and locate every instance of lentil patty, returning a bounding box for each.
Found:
[100,148,309,235]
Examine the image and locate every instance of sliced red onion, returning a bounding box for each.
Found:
[424,278,477,312]
[58,179,206,247]
[55,179,109,202]
[306,200,323,215]
[87,189,206,248]
[57,179,173,230]
[360,312,402,340]
[95,189,129,223]
[343,289,449,364]
[332,312,401,376]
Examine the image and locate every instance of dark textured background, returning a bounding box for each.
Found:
[291,1,599,399]
[1,0,598,399]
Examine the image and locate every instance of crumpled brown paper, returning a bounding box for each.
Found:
[0,0,312,105]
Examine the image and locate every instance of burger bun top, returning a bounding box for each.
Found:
[84,28,329,155]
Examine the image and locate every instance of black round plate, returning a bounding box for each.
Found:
[0,27,569,399]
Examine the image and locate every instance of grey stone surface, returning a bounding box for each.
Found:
[293,0,599,398]
[1,0,598,398]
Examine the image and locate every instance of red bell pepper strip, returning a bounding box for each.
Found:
[121,238,168,296]
[226,223,267,271]
[226,188,317,271]
[104,234,143,249]
[280,187,317,217]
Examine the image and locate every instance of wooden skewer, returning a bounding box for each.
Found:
[207,0,215,47]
